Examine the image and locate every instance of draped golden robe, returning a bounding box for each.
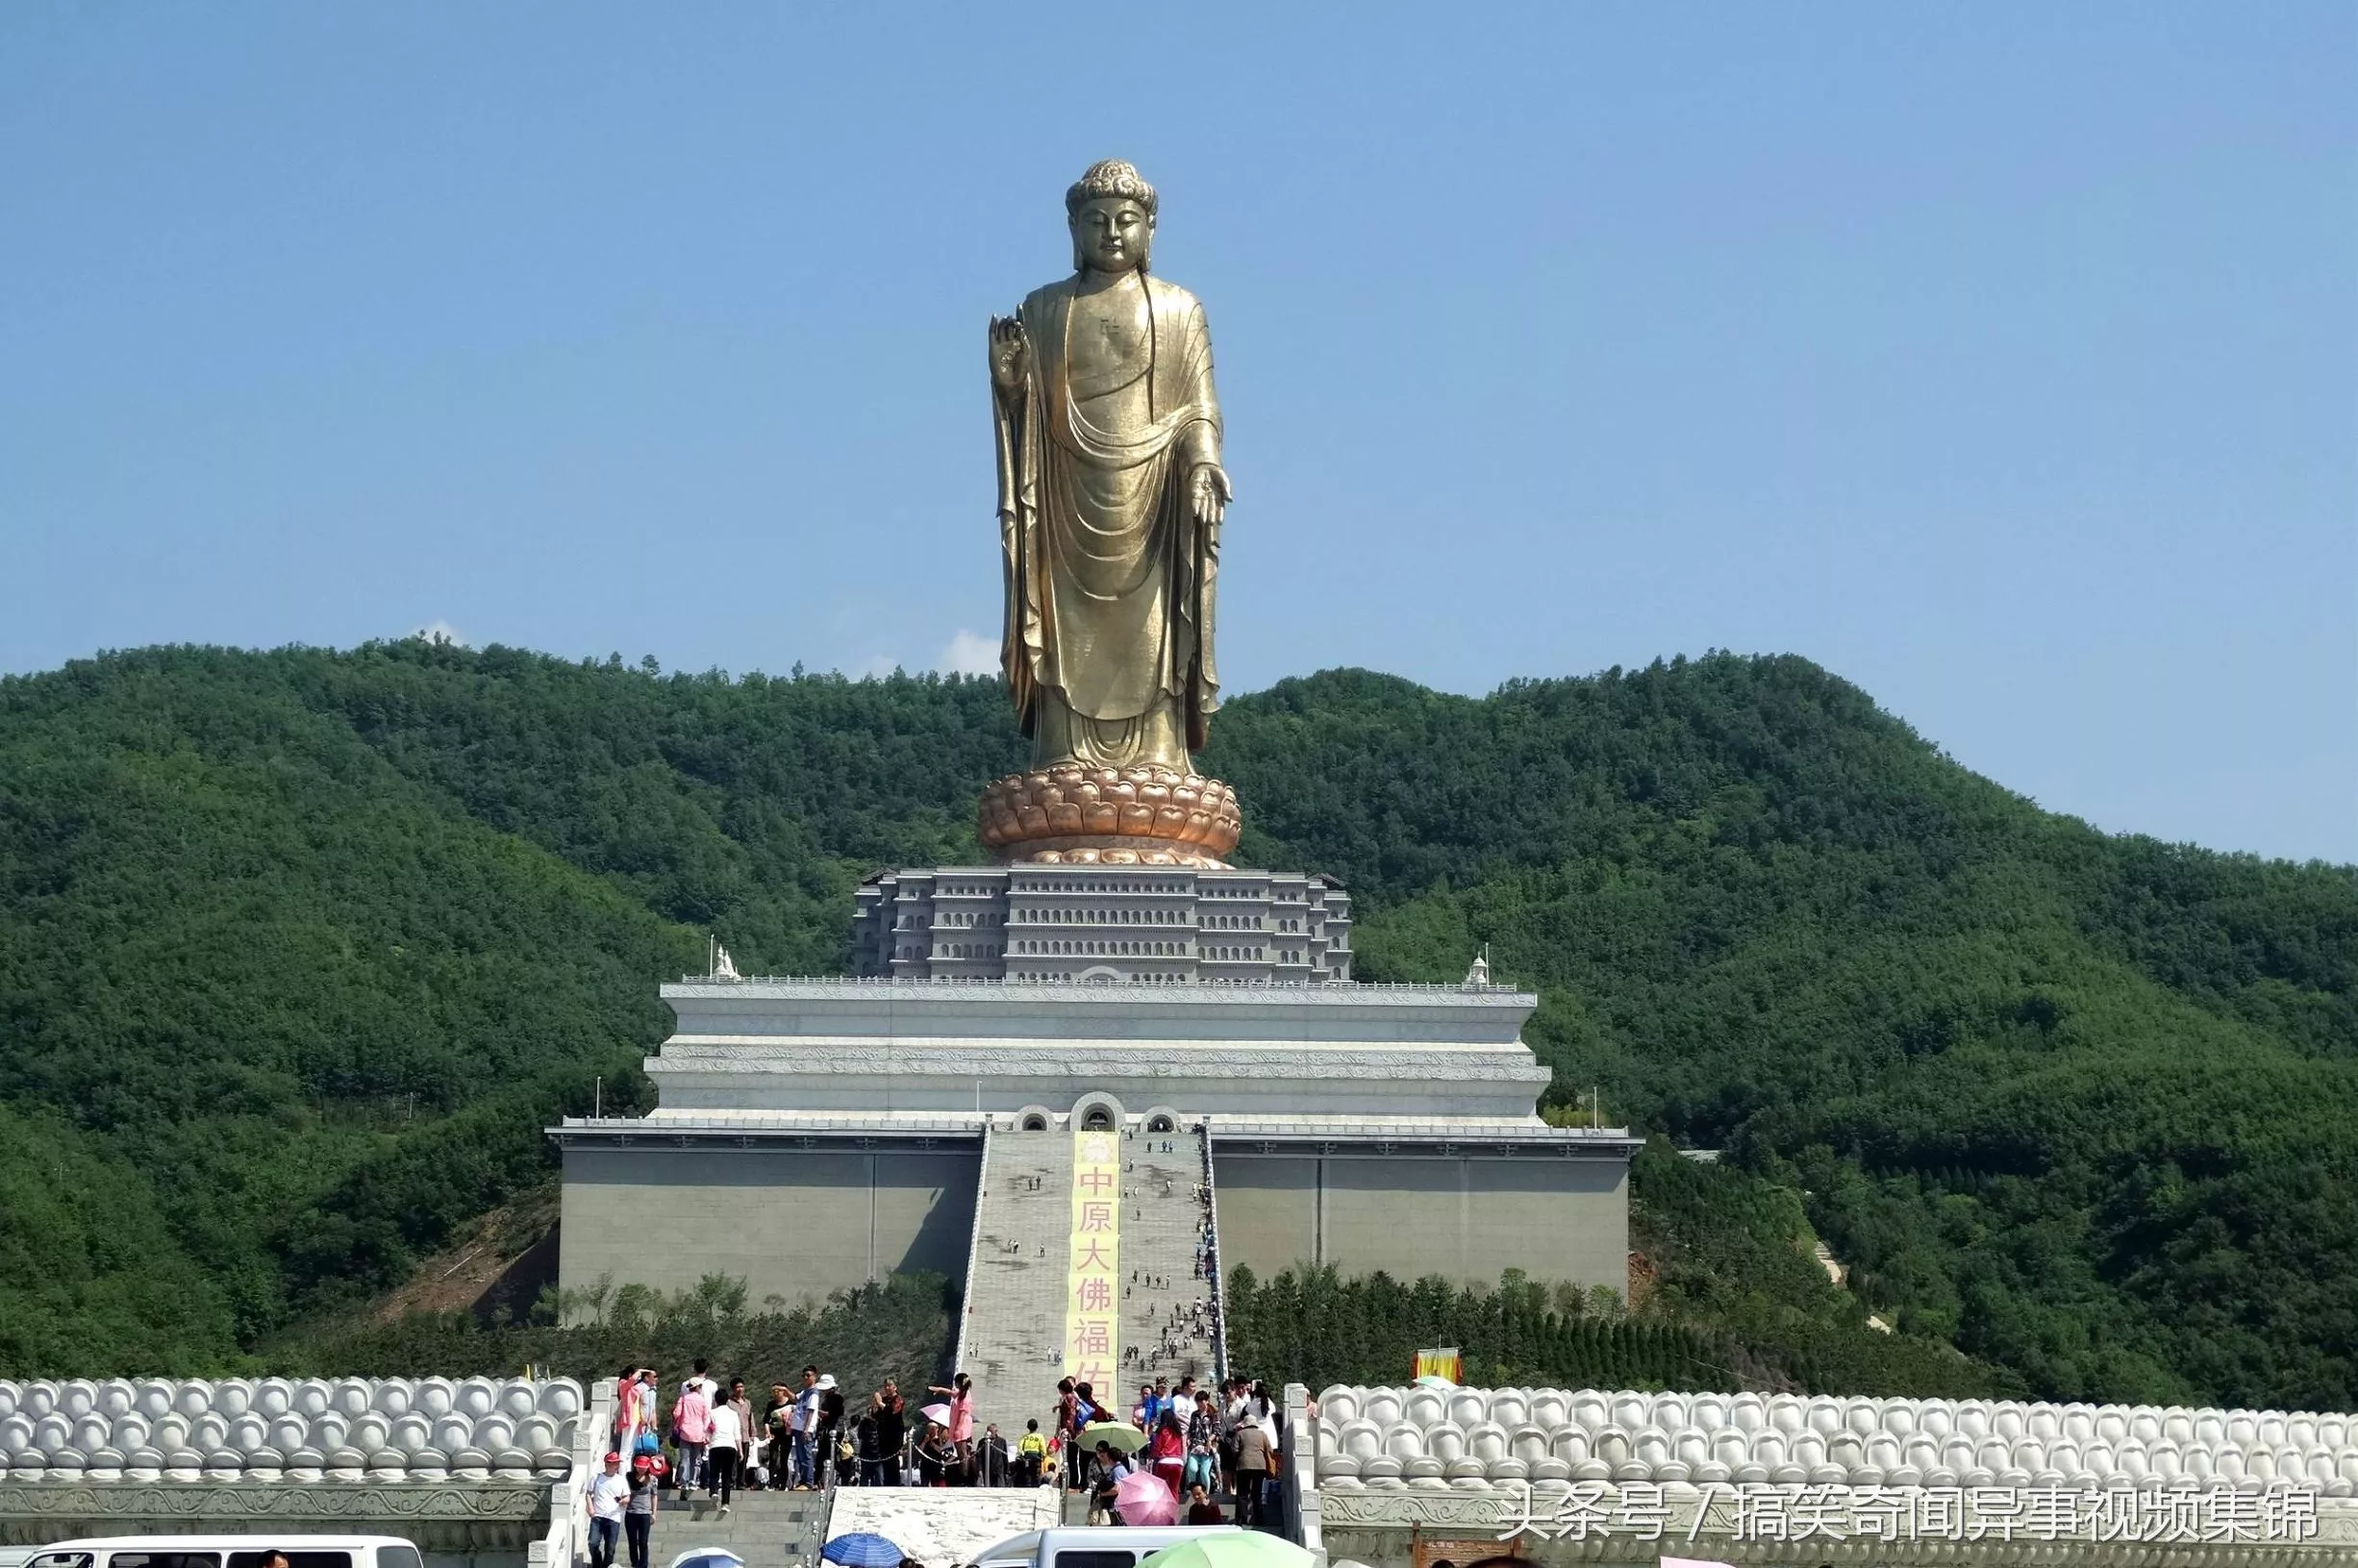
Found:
[992,273,1222,770]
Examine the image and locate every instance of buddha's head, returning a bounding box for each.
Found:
[1066,159,1157,275]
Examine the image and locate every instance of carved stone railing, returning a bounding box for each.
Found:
[952,1122,993,1378]
[547,1378,608,1568]
[0,1377,583,1483]
[1310,1383,2358,1562]
[1197,1123,1229,1381]
[673,974,1524,994]
[1283,1381,1325,1566]
[528,1483,572,1568]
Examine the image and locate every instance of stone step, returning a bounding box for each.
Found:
[961,1125,1227,1473]
[643,1488,832,1568]
[963,1129,1077,1440]
[1121,1129,1223,1399]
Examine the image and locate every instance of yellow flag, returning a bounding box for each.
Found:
[1413,1348,1462,1383]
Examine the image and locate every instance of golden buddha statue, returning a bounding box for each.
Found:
[978,161,1242,865]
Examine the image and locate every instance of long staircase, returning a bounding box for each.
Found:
[961,1127,1074,1440]
[1123,1126,1223,1394]
[651,1487,830,1568]
[958,1122,1227,1460]
[634,1125,1241,1568]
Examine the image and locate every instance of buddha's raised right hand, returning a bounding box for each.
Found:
[989,315,1028,392]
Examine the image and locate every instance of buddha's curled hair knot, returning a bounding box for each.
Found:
[1066,159,1157,217]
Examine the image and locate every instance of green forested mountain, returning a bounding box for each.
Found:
[1,641,2351,1407]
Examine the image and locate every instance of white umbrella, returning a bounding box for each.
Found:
[669,1553,746,1568]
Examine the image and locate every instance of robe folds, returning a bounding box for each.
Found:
[993,272,1222,771]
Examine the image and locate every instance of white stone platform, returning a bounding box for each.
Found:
[555,945,1640,1307]
[638,978,1564,1127]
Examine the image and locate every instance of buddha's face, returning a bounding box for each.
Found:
[1070,196,1153,273]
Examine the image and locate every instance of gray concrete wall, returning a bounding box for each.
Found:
[559,1147,978,1307]
[1214,1154,1319,1277]
[1215,1152,1627,1294]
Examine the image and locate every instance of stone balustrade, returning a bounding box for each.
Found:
[1313,1384,2358,1495]
[0,1378,585,1485]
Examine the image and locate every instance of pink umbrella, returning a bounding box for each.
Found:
[1115,1468,1178,1527]
[920,1403,953,1427]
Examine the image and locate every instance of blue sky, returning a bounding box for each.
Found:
[3,5,2351,861]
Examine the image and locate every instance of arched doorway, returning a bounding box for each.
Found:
[1021,1112,1049,1132]
[1069,1090,1126,1132]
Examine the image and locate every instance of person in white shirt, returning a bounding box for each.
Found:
[707,1381,744,1514]
[584,1451,628,1568]
[790,1364,821,1488]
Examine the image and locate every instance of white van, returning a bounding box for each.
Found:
[20,1536,423,1568]
[972,1526,1241,1568]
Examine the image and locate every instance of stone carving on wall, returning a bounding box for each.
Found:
[652,1045,1552,1083]
[0,1482,547,1519]
[662,978,1524,1008]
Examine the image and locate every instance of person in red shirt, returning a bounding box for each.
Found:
[1149,1410,1187,1497]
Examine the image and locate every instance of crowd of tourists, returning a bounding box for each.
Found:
[585,1357,1287,1567]
[1058,1373,1286,1530]
[587,1359,979,1568]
